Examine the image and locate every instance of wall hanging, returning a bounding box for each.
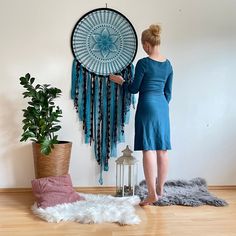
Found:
[71,7,138,184]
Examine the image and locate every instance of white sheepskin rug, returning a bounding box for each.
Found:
[31,193,141,225]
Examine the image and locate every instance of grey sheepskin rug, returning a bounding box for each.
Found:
[135,177,228,207]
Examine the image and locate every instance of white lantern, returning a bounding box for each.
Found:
[116,145,138,197]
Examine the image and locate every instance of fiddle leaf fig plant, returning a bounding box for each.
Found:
[20,73,62,155]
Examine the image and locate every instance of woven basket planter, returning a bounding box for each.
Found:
[32,141,72,178]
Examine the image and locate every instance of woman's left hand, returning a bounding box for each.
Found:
[109,74,125,85]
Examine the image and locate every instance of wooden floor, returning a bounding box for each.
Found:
[0,190,236,236]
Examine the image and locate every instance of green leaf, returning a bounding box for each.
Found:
[22,123,30,131]
[20,136,27,142]
[25,73,30,80]
[30,138,37,142]
[23,92,31,98]
[20,77,27,85]
[40,139,53,155]
[30,77,35,84]
[22,118,29,123]
[40,124,47,133]
[35,84,41,89]
[22,131,36,138]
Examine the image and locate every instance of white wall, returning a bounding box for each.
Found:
[0,0,235,187]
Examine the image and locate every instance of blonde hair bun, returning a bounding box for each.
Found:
[149,24,161,37]
[141,24,162,46]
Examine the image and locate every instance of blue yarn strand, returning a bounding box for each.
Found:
[93,76,99,161]
[117,85,124,143]
[131,64,136,109]
[78,65,84,121]
[71,59,77,99]
[85,72,91,144]
[109,81,116,157]
[101,77,108,171]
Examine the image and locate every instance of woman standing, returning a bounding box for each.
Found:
[110,24,173,206]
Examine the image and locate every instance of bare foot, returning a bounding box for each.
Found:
[139,195,159,206]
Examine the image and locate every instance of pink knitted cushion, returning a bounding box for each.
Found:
[31,174,84,209]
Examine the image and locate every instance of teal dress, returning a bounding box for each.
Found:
[124,57,173,150]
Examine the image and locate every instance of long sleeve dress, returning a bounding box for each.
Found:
[124,57,173,151]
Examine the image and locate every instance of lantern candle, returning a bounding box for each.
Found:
[115,145,138,197]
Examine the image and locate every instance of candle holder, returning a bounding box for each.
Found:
[115,145,138,197]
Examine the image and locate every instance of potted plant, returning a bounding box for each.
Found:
[20,73,72,178]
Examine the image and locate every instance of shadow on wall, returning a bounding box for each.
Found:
[0,95,34,187]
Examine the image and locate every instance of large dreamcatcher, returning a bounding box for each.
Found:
[70,8,138,184]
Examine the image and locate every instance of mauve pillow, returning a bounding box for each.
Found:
[31,174,84,209]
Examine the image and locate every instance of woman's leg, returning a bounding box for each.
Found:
[140,150,158,205]
[156,150,169,196]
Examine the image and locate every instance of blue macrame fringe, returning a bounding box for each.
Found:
[85,72,91,144]
[110,81,117,157]
[71,60,77,100]
[78,65,84,121]
[72,61,136,185]
[117,85,124,143]
[102,77,108,171]
[93,76,99,162]
[131,64,136,109]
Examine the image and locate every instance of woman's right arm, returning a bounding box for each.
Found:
[109,59,145,94]
[124,59,145,94]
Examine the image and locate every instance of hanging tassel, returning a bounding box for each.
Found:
[71,59,77,100]
[121,69,126,137]
[106,79,111,161]
[82,68,87,131]
[122,64,136,125]
[117,82,124,143]
[110,81,117,157]
[97,77,103,165]
[71,60,80,115]
[101,77,108,172]
[77,65,84,121]
[93,76,99,162]
[98,77,106,185]
[125,65,132,113]
[90,74,95,145]
[122,67,130,124]
[126,64,136,123]
[130,64,136,109]
[112,83,118,156]
[85,71,91,144]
